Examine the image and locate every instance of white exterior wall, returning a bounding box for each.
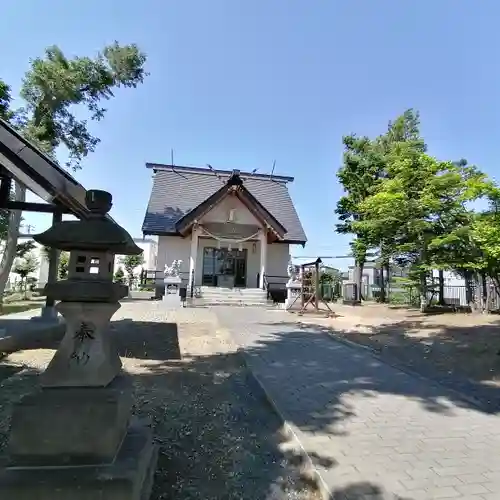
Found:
[114,238,158,278]
[138,239,158,270]
[158,235,290,288]
[157,197,292,288]
[157,235,191,277]
[266,243,290,283]
[431,269,465,286]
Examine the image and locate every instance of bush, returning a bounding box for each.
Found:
[114,266,126,284]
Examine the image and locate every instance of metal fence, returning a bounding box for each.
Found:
[362,283,500,310]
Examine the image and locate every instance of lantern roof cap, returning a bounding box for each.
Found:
[33,190,143,255]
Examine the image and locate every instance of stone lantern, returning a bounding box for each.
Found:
[0,190,158,499]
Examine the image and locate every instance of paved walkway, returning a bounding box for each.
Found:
[215,307,500,500]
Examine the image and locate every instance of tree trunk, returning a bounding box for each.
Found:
[438,270,445,306]
[464,270,476,312]
[481,272,491,314]
[379,266,386,303]
[418,245,428,312]
[385,262,391,302]
[419,270,427,312]
[355,261,365,301]
[471,273,483,314]
[480,273,488,313]
[472,272,488,313]
[491,275,500,312]
[0,182,25,310]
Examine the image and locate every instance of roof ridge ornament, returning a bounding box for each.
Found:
[227,170,243,187]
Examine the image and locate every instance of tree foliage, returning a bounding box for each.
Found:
[114,266,125,284]
[18,42,147,169]
[336,109,499,312]
[0,41,147,301]
[12,251,39,298]
[16,240,37,258]
[120,255,145,288]
[58,251,69,280]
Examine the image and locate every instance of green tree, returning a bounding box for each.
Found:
[335,110,425,302]
[423,161,491,310]
[114,266,125,284]
[58,251,69,280]
[120,255,145,288]
[356,144,490,311]
[373,109,427,302]
[0,42,148,303]
[12,251,39,298]
[336,134,385,300]
[337,109,500,312]
[16,240,36,258]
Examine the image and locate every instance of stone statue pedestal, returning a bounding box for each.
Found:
[163,276,182,308]
[285,279,302,310]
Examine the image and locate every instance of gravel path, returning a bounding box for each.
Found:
[0,301,321,500]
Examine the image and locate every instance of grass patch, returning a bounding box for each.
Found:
[0,303,42,316]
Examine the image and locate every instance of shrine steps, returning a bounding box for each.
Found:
[196,286,269,307]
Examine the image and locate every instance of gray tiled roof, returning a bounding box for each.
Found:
[142,165,307,243]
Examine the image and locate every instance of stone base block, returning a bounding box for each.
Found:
[162,293,181,309]
[342,299,362,306]
[0,424,158,500]
[8,375,133,466]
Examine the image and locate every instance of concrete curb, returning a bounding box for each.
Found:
[236,347,332,500]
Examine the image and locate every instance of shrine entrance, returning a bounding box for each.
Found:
[202,247,247,288]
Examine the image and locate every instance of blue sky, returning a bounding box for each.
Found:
[2,1,500,270]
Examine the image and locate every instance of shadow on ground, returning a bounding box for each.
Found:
[5,311,499,498]
[247,321,500,425]
[0,319,325,500]
[330,483,411,500]
[110,319,182,360]
[294,315,500,413]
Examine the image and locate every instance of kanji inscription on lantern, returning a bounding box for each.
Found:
[70,321,96,366]
[74,321,95,342]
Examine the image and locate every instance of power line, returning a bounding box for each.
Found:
[292,253,377,259]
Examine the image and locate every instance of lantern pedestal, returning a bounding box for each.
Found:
[41,301,122,388]
[163,276,182,307]
[285,279,302,310]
